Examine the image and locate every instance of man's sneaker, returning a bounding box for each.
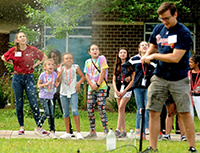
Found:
[161,134,171,140]
[49,132,57,139]
[84,132,97,139]
[77,132,83,140]
[114,130,121,137]
[60,133,71,139]
[181,135,187,141]
[118,131,127,138]
[18,128,25,135]
[142,147,158,153]
[189,147,198,153]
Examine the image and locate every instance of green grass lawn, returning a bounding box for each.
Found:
[0,109,199,153]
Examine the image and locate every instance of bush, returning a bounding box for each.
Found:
[0,74,11,109]
[78,86,85,109]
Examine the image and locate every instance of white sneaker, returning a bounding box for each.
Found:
[49,132,57,139]
[60,133,71,139]
[77,132,83,140]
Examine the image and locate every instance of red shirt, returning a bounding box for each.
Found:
[4,45,44,74]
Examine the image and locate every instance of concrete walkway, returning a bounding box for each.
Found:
[0,130,200,141]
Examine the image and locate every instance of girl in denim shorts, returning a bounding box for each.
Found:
[58,53,85,140]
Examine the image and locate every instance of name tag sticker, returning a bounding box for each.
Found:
[120,84,125,92]
[168,35,177,44]
[15,52,22,57]
[141,78,147,86]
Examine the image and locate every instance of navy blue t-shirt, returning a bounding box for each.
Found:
[149,22,191,81]
[123,54,156,89]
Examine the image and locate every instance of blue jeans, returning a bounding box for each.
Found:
[38,98,55,131]
[60,93,79,118]
[134,88,149,132]
[12,74,40,127]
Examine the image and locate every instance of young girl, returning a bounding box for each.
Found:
[113,47,135,138]
[84,44,109,139]
[37,59,58,138]
[1,31,48,135]
[123,41,156,138]
[48,49,63,114]
[188,55,200,120]
[48,49,74,136]
[58,53,85,140]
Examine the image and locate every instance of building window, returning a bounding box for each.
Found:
[44,16,92,72]
[144,23,196,53]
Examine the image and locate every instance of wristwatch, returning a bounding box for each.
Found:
[96,83,100,87]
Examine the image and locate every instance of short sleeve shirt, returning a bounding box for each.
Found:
[60,64,79,96]
[4,46,44,74]
[149,22,191,81]
[38,71,58,99]
[84,55,109,92]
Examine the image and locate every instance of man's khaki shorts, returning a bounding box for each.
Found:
[146,75,190,113]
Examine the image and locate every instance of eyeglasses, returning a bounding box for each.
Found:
[158,15,172,22]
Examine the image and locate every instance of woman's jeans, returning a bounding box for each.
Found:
[60,93,79,118]
[134,88,149,132]
[38,98,55,131]
[12,74,40,127]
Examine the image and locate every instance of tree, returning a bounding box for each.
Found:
[22,0,190,40]
[100,0,190,23]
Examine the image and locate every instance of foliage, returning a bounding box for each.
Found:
[0,85,9,109]
[0,73,12,108]
[23,0,97,39]
[101,0,190,23]
[107,94,137,112]
[78,86,85,109]
[21,0,191,40]
[54,102,63,119]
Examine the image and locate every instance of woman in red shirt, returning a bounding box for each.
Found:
[1,31,48,136]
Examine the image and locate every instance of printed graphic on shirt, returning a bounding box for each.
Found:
[156,34,176,49]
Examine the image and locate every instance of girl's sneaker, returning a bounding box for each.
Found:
[77,132,83,140]
[34,128,49,136]
[49,132,57,139]
[60,133,71,139]
[119,131,127,138]
[40,129,49,136]
[84,132,97,139]
[18,128,25,135]
[114,130,121,137]
[161,134,171,140]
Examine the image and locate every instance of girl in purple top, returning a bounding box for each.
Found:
[37,58,58,139]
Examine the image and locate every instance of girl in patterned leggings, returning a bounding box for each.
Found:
[84,44,109,139]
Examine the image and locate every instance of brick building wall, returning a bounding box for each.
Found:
[92,12,144,82]
[92,1,200,83]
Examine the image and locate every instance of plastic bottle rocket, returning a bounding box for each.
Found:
[129,129,136,146]
[106,128,116,151]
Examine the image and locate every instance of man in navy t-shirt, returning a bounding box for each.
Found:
[141,2,197,153]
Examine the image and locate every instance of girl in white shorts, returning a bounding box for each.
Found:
[112,47,135,138]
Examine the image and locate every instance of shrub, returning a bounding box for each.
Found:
[78,86,85,109]
[0,74,11,109]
